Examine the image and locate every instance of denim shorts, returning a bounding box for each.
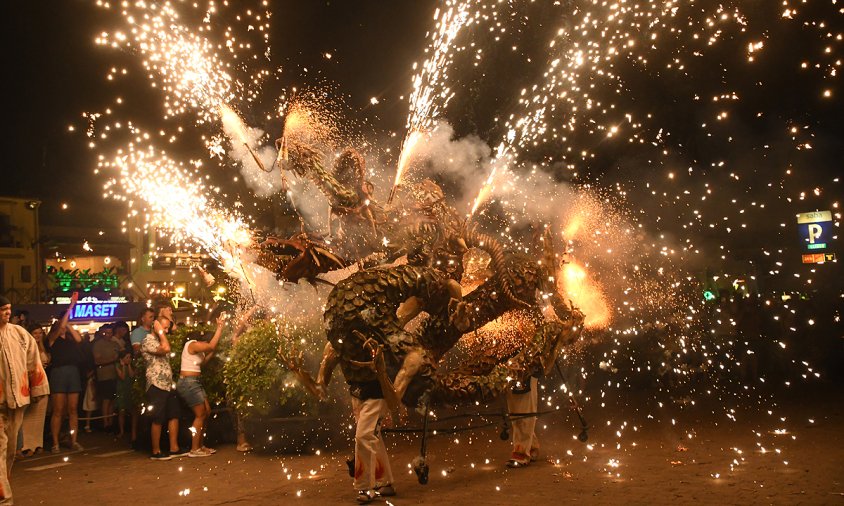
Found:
[176,376,207,407]
[49,365,83,393]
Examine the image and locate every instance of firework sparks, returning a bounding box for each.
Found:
[76,0,843,491]
[101,140,255,287]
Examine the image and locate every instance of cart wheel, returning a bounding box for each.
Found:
[578,430,588,442]
[414,462,429,485]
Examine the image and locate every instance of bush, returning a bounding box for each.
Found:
[223,319,322,418]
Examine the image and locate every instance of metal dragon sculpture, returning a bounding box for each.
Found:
[257,137,583,419]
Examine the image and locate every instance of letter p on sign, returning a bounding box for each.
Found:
[808,224,823,243]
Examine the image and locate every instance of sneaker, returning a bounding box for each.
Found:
[188,448,212,458]
[375,484,396,497]
[169,447,190,458]
[71,442,84,451]
[356,490,375,504]
[150,452,172,461]
[51,445,61,454]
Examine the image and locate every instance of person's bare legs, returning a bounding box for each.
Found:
[150,422,163,454]
[200,399,212,449]
[168,418,180,453]
[189,403,206,451]
[50,394,67,448]
[66,393,80,445]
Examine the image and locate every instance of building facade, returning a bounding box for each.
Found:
[0,197,40,303]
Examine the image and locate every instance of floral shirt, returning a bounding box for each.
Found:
[141,333,173,391]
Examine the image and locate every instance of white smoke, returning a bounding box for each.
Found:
[406,121,494,212]
[220,106,283,198]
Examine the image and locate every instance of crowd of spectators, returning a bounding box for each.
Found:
[10,299,248,463]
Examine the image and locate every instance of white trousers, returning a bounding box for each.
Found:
[0,407,25,504]
[351,397,394,490]
[506,377,539,462]
[21,396,48,452]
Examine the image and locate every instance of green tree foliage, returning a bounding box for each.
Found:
[222,320,300,416]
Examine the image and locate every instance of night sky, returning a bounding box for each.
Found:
[3,0,436,227]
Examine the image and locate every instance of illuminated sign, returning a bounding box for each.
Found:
[797,211,834,256]
[802,253,837,264]
[65,296,128,321]
[71,303,119,319]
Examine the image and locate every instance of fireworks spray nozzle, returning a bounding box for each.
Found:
[274,135,289,169]
[243,142,269,173]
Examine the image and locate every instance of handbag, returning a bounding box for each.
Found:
[82,377,98,411]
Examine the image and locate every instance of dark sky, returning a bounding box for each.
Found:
[2,0,841,268]
[2,0,436,228]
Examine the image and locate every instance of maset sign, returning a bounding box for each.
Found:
[797,211,836,264]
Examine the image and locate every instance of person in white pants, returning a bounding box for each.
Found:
[349,382,395,504]
[506,376,539,467]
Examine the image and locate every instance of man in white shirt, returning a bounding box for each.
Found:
[0,295,50,504]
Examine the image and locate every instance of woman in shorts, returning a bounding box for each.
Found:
[45,298,85,453]
[176,314,226,457]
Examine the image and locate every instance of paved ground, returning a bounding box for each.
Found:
[11,382,844,505]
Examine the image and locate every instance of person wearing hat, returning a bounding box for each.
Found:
[0,295,50,504]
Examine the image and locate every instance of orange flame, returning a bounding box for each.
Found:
[558,261,611,329]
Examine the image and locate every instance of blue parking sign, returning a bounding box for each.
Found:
[797,211,833,252]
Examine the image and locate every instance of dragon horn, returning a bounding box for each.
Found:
[462,227,528,308]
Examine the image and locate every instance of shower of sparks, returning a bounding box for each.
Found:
[470,1,754,215]
[92,0,273,146]
[79,0,844,487]
[394,1,474,194]
[394,0,517,196]
[100,140,255,287]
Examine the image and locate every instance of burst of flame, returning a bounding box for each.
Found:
[558,261,611,329]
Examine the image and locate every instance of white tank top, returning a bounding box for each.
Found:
[180,340,205,373]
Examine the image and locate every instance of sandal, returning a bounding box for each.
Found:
[236,443,252,452]
[356,490,375,504]
[200,446,217,454]
[506,458,530,468]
